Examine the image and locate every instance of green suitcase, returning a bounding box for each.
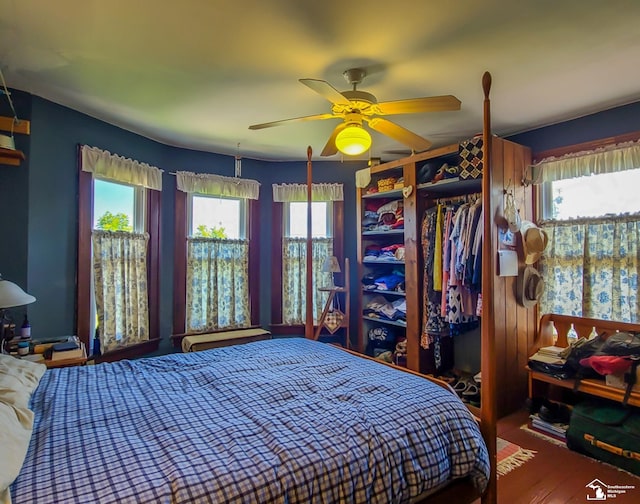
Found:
[566,398,640,475]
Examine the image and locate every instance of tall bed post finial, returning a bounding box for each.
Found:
[305,146,314,340]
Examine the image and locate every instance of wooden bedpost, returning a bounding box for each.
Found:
[480,71,497,504]
[305,146,314,340]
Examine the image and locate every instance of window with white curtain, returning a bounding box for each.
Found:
[80,145,163,354]
[273,183,343,325]
[177,171,259,332]
[536,140,640,322]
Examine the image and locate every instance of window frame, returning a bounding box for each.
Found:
[283,201,333,238]
[187,192,247,239]
[172,188,260,344]
[93,176,146,232]
[77,153,161,362]
[270,200,344,335]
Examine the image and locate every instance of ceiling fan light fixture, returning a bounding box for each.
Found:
[335,123,371,156]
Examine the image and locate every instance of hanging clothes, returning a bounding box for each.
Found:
[421,207,448,348]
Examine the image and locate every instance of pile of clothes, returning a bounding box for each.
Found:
[362,199,404,232]
[362,270,405,293]
[364,244,405,262]
[363,295,407,324]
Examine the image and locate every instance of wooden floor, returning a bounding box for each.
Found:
[472,408,640,503]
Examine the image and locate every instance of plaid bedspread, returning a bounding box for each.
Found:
[12,338,489,503]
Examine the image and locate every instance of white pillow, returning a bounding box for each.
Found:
[0,354,46,408]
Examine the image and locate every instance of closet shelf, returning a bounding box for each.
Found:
[418,177,482,196]
[362,229,404,236]
[362,316,407,328]
[362,188,403,199]
[363,259,404,265]
[363,289,406,297]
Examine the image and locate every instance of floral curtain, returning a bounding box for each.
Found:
[186,238,250,331]
[92,230,150,352]
[540,216,640,322]
[282,237,332,324]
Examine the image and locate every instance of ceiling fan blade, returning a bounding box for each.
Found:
[367,117,432,152]
[249,113,336,130]
[375,95,461,115]
[320,123,347,157]
[299,78,352,106]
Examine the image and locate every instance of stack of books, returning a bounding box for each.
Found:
[528,345,566,365]
[529,412,569,442]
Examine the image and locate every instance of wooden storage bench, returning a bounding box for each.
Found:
[172,326,271,353]
[527,314,640,407]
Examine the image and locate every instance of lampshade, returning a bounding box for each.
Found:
[0,276,36,309]
[322,256,341,273]
[335,124,371,156]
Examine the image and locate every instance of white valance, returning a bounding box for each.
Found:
[272,183,344,202]
[534,140,640,183]
[355,168,371,189]
[176,171,260,200]
[81,145,163,191]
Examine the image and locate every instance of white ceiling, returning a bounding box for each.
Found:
[2,0,640,161]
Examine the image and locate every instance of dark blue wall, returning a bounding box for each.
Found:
[1,91,365,350]
[4,89,638,351]
[507,101,640,154]
[0,89,31,308]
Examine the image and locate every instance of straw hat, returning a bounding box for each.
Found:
[517,266,544,308]
[520,220,548,264]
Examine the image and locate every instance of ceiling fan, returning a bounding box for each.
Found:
[249,68,461,157]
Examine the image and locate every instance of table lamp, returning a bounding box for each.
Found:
[322,256,341,288]
[0,274,36,352]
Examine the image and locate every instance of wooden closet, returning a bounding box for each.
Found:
[356,137,535,418]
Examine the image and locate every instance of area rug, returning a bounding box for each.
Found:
[496,437,537,477]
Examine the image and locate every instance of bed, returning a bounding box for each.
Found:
[5,338,489,503]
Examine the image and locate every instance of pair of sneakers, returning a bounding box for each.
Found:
[452,376,481,405]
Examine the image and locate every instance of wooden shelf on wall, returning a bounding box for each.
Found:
[0,146,25,166]
[0,116,30,166]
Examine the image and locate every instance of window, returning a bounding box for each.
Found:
[536,138,640,322]
[173,171,260,336]
[189,194,246,239]
[271,183,344,329]
[541,168,640,220]
[285,201,332,238]
[94,178,145,232]
[77,146,162,362]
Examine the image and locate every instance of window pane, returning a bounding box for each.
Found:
[547,168,640,220]
[192,196,242,239]
[93,179,135,231]
[288,202,328,238]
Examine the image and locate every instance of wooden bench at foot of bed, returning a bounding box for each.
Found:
[171,326,271,352]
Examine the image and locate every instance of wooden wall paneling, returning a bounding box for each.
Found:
[502,141,522,415]
[490,139,508,416]
[512,142,534,409]
[403,161,420,372]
